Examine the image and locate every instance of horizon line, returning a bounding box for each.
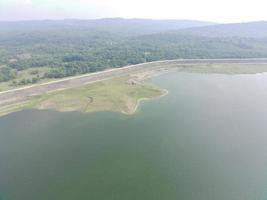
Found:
[0,17,266,24]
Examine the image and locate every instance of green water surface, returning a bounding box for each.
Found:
[1,72,267,200]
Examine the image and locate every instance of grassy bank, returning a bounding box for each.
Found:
[179,64,267,74]
[0,76,166,117]
[0,67,52,92]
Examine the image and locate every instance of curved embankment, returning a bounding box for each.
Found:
[0,77,165,117]
[1,58,267,106]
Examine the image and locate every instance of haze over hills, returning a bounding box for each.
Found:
[2,18,267,38]
[174,21,267,38]
[0,18,215,36]
[127,21,267,59]
[1,18,267,85]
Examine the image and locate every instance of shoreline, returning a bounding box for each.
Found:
[0,75,167,117]
[122,88,169,115]
[1,58,267,106]
[1,60,267,117]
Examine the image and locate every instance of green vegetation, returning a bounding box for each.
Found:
[179,64,267,74]
[176,21,267,38]
[0,77,165,117]
[0,67,16,82]
[0,67,51,91]
[1,19,267,89]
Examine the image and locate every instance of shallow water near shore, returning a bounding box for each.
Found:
[1,72,267,200]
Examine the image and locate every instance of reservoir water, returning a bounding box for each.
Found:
[1,72,267,200]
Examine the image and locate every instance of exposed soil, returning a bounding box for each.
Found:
[1,58,267,106]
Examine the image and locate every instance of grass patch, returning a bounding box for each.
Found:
[16,67,50,80]
[179,64,267,74]
[0,82,11,92]
[0,67,52,92]
[0,77,166,117]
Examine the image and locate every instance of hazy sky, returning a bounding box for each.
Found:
[0,0,267,22]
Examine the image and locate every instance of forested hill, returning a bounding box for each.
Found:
[1,19,267,85]
[172,21,267,38]
[0,18,215,36]
[128,21,267,58]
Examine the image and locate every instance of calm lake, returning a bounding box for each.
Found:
[1,72,267,200]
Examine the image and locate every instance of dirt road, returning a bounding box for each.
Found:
[1,58,267,105]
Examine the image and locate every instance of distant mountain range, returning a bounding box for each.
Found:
[173,21,267,38]
[1,18,267,38]
[1,18,267,84]
[0,18,215,36]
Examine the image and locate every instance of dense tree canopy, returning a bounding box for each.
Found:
[1,19,267,84]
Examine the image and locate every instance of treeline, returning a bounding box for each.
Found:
[0,67,17,82]
[12,76,41,86]
[1,27,267,83]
